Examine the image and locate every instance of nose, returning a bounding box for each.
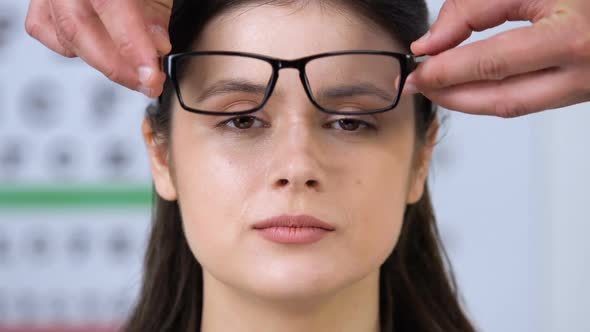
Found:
[267,120,325,193]
[264,69,327,193]
[275,177,319,190]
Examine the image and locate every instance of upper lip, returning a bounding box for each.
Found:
[252,214,336,231]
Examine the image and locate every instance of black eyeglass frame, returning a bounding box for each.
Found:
[161,50,425,116]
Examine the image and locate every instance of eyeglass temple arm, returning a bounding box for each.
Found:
[414,55,430,67]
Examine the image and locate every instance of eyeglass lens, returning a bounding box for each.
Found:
[175,54,402,113]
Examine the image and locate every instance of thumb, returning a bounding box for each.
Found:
[411,0,547,56]
[144,0,173,56]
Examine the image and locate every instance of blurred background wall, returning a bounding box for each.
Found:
[0,0,589,331]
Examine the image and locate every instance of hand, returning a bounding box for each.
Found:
[25,0,173,98]
[403,0,590,118]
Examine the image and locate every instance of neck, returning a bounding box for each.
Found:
[200,269,381,332]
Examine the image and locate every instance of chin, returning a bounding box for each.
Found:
[239,262,358,303]
[249,278,343,304]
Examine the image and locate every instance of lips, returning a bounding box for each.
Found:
[252,214,336,231]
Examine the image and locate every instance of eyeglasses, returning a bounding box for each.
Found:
[161,50,426,116]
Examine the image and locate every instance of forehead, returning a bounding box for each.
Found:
[192,2,405,58]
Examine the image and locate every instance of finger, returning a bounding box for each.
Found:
[143,0,173,56]
[149,24,172,56]
[90,0,160,87]
[25,0,75,57]
[419,65,588,117]
[411,0,546,56]
[50,0,165,96]
[409,20,567,90]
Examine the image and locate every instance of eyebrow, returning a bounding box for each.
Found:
[316,83,395,102]
[196,79,269,103]
[195,80,394,104]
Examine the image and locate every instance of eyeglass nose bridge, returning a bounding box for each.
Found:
[265,58,331,114]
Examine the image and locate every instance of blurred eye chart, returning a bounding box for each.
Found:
[1,1,589,332]
[0,2,152,331]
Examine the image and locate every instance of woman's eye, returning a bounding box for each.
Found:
[217,116,376,132]
[219,116,267,130]
[325,118,376,131]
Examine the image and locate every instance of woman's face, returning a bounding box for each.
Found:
[145,2,433,302]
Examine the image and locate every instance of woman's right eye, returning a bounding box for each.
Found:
[218,116,268,130]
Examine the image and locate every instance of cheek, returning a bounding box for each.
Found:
[170,130,259,266]
[345,111,416,255]
[342,152,413,267]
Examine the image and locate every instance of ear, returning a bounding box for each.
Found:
[406,117,439,204]
[142,117,178,201]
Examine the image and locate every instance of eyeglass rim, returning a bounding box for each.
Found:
[160,50,424,116]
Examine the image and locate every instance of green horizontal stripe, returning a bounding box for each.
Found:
[0,185,153,209]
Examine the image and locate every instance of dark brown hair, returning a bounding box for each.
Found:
[123,0,478,331]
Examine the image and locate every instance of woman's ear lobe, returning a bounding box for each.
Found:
[406,162,428,204]
[426,116,440,148]
[142,118,178,201]
[406,117,439,204]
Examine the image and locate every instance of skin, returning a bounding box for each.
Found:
[142,3,435,332]
[407,0,590,117]
[25,0,590,116]
[24,0,170,96]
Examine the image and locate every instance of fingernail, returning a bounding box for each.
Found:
[416,30,431,44]
[138,66,154,85]
[404,82,419,95]
[138,85,153,97]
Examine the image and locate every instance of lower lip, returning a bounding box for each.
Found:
[255,226,332,244]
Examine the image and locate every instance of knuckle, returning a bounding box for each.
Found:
[493,97,529,118]
[25,14,77,58]
[62,48,77,58]
[423,62,449,88]
[492,82,527,118]
[54,14,79,47]
[432,72,448,88]
[117,37,136,58]
[448,0,474,30]
[477,56,506,80]
[104,66,121,83]
[24,18,40,39]
[573,67,590,97]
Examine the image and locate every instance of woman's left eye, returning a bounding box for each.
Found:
[218,116,268,130]
[325,118,376,131]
